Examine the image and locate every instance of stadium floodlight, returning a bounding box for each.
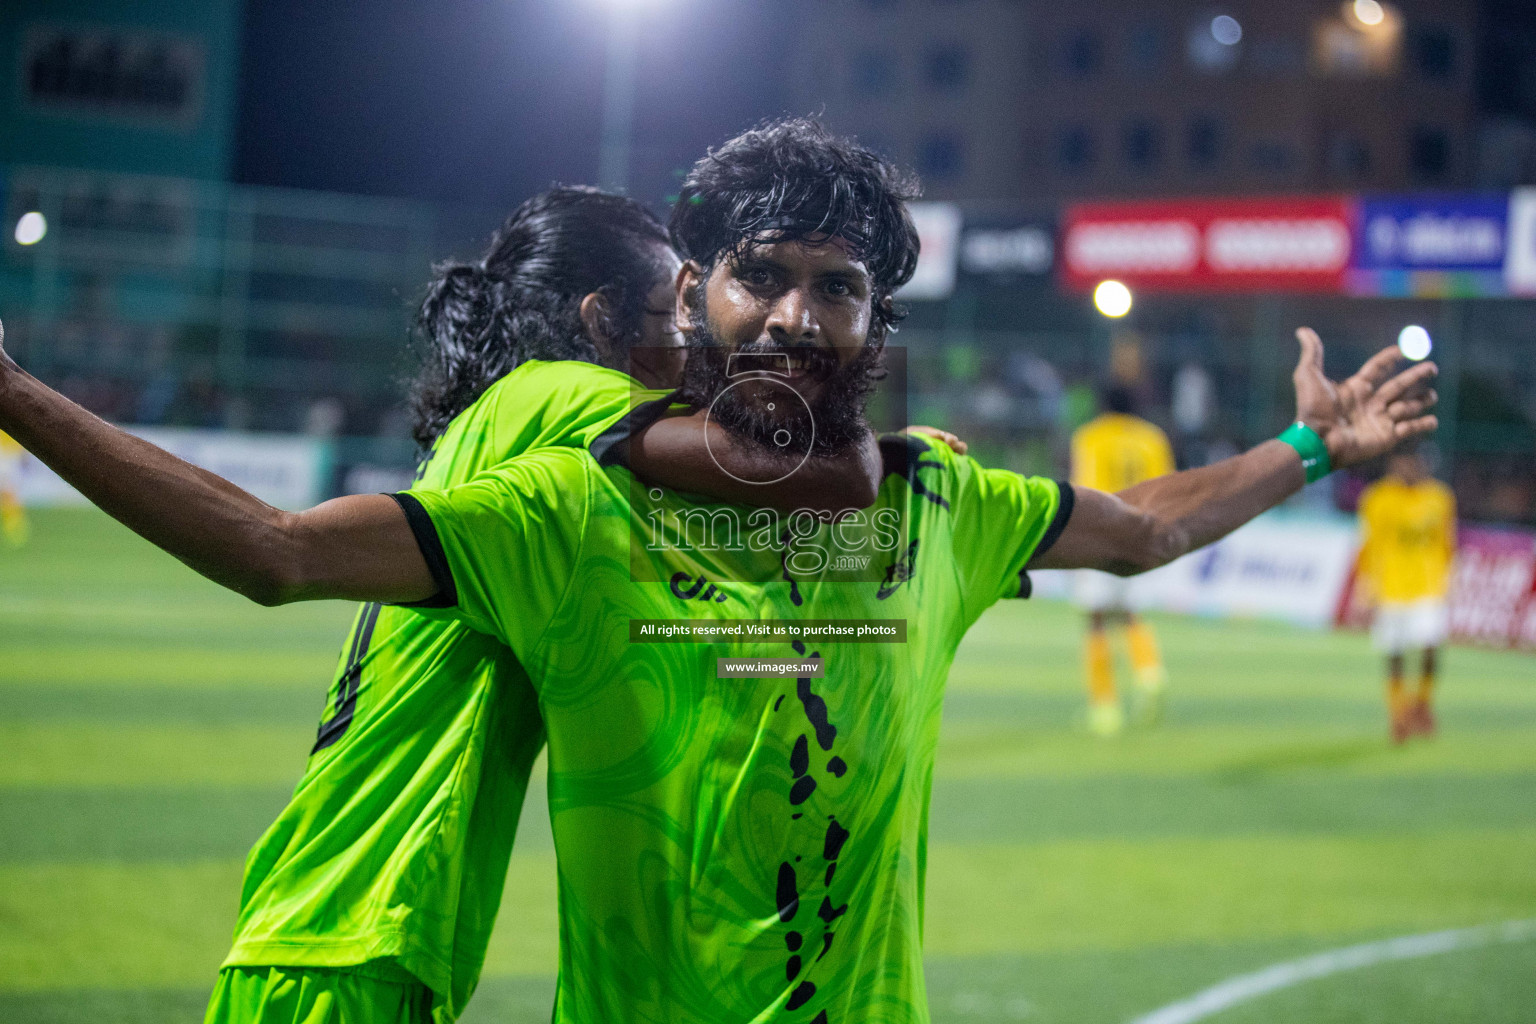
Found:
[593,0,668,191]
[1352,0,1386,26]
[1210,15,1243,46]
[1398,325,1432,361]
[14,211,46,246]
[1094,280,1133,318]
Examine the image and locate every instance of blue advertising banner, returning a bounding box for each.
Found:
[1349,194,1509,297]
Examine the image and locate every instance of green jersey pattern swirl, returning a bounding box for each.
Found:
[405,435,1064,1023]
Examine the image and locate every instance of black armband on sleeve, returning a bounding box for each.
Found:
[387,492,458,609]
[1012,481,1076,600]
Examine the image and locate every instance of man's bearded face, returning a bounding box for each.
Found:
[676,237,884,457]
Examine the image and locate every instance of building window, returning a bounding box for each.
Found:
[917,132,964,180]
[1057,124,1096,172]
[1126,23,1165,74]
[1123,117,1162,171]
[1249,139,1297,175]
[24,27,203,123]
[1186,116,1223,169]
[851,51,897,97]
[1410,127,1451,180]
[1410,28,1456,81]
[925,45,970,91]
[1325,133,1372,179]
[1186,16,1241,74]
[1250,36,1303,74]
[1064,29,1103,76]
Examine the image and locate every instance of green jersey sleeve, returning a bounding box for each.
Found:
[395,448,593,654]
[948,456,1072,620]
[417,359,652,488]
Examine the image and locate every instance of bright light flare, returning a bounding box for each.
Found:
[1352,0,1385,26]
[1210,15,1243,46]
[1397,325,1432,361]
[14,211,46,246]
[1094,280,1134,318]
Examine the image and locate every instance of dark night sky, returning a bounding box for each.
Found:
[233,0,798,215]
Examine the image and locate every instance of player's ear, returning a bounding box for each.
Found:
[675,261,704,340]
[579,291,618,366]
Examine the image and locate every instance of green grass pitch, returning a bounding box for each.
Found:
[1,507,1533,1023]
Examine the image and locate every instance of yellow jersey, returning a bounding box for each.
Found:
[0,430,20,455]
[1357,477,1456,603]
[1071,413,1175,493]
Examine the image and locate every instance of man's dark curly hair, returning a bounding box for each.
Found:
[668,117,922,344]
[408,186,672,448]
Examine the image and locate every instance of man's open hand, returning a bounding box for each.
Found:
[1293,327,1438,470]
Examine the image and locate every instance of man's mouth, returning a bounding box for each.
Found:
[730,347,836,382]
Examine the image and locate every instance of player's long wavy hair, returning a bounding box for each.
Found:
[668,117,922,347]
[408,186,673,448]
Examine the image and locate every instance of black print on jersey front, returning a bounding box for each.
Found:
[778,528,805,606]
[668,572,730,603]
[876,539,920,600]
[770,645,850,1021]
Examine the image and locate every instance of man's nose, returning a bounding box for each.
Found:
[765,288,819,345]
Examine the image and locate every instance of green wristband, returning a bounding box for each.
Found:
[1277,421,1332,484]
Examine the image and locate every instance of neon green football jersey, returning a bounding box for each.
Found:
[224,360,667,1019]
[398,434,1070,1023]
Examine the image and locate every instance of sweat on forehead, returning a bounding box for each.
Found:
[726,232,868,267]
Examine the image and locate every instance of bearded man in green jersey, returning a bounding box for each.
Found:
[0,120,1438,1023]
[0,186,888,1024]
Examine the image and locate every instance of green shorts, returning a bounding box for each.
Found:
[204,964,440,1024]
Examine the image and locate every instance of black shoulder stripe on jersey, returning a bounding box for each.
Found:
[589,391,683,469]
[1035,480,1076,558]
[876,433,928,479]
[877,434,950,509]
[1011,481,1078,600]
[387,492,459,609]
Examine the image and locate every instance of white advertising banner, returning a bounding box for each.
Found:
[15,427,331,510]
[897,202,963,301]
[1031,514,1358,628]
[1502,187,1536,295]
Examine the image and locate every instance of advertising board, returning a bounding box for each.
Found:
[897,202,963,300]
[15,427,331,511]
[1032,514,1358,628]
[1060,197,1353,293]
[1349,194,1508,297]
[959,221,1054,278]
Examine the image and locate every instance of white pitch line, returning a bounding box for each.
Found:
[1127,919,1536,1024]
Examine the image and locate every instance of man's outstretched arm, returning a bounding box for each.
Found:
[0,322,435,606]
[1031,328,1439,574]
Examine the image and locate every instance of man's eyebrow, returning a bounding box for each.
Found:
[731,251,787,271]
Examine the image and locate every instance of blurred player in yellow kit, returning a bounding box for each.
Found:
[1071,385,1175,736]
[1357,446,1457,742]
[0,429,28,546]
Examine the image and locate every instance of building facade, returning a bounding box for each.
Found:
[794,0,1478,212]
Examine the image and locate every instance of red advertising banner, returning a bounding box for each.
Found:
[1335,525,1536,651]
[1061,197,1355,293]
